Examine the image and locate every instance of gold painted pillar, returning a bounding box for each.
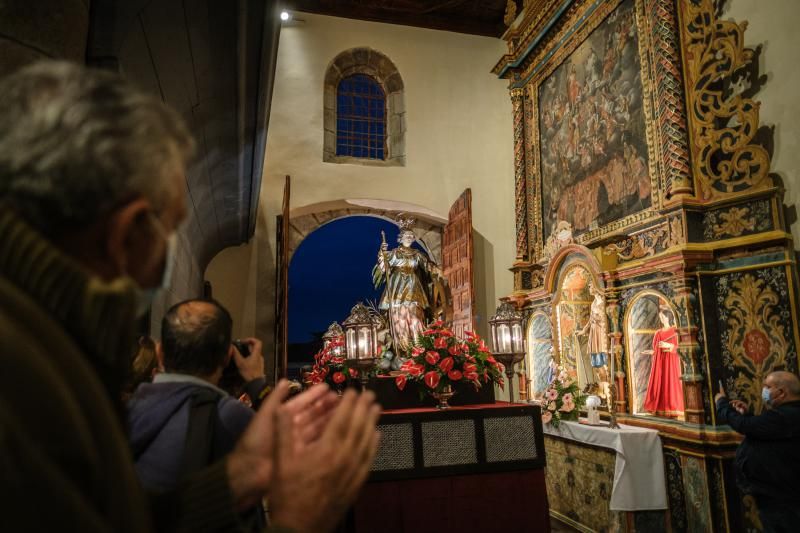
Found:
[510,87,528,263]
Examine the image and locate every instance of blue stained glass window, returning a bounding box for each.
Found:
[336,74,386,160]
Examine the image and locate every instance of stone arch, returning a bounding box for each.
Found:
[288,199,444,263]
[323,47,406,166]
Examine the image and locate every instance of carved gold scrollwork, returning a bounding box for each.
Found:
[680,0,772,199]
[603,215,682,262]
[711,206,755,237]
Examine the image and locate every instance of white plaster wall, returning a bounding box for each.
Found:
[725,0,800,248]
[207,12,516,378]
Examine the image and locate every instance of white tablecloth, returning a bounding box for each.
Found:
[543,420,668,511]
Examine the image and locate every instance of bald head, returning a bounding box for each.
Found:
[160,299,233,377]
[764,371,800,406]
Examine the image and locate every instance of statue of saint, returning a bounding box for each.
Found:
[643,307,683,417]
[372,220,438,355]
[580,285,609,395]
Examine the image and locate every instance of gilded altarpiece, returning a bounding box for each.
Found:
[495,0,800,531]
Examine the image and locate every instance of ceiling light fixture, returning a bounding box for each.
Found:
[280,11,291,21]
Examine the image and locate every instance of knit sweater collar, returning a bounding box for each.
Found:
[0,209,140,368]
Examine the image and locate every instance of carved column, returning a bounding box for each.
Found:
[604,280,628,413]
[510,88,528,263]
[670,275,705,424]
[644,0,693,198]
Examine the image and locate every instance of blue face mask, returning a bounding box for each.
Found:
[762,386,772,405]
[135,214,177,318]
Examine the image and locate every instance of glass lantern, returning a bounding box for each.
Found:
[322,322,344,356]
[489,301,526,402]
[342,302,380,387]
[489,301,525,355]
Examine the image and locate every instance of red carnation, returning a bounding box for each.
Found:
[332,371,345,384]
[395,374,407,391]
[425,351,441,365]
[465,371,479,382]
[424,371,441,389]
[422,329,437,336]
[440,329,454,337]
[448,370,463,381]
[433,337,447,349]
[448,344,462,356]
[464,362,477,373]
[331,356,344,365]
[438,356,454,373]
[348,368,359,378]
[411,346,426,356]
[432,320,444,327]
[487,355,497,364]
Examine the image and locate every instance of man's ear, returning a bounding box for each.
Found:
[105,197,152,276]
[224,345,234,367]
[155,341,166,372]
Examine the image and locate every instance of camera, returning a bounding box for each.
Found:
[232,339,251,357]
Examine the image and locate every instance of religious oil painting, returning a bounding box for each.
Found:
[538,0,650,239]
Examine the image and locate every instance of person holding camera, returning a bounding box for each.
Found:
[128,298,268,529]
[715,371,800,532]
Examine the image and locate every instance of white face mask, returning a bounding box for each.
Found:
[136,214,177,317]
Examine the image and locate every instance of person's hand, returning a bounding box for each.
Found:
[233,337,265,382]
[225,382,339,511]
[730,399,748,414]
[225,380,290,511]
[269,389,381,533]
[380,242,388,252]
[714,382,727,404]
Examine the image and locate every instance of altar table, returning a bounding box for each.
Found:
[543,420,668,532]
[348,403,550,533]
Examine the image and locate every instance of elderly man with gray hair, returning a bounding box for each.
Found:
[715,370,800,532]
[0,61,380,533]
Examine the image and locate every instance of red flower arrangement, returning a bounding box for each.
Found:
[395,321,505,395]
[309,338,358,388]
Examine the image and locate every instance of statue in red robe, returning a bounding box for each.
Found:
[643,309,684,416]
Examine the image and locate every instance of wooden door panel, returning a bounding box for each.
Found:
[442,189,474,335]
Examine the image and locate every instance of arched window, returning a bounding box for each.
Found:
[336,74,386,160]
[324,47,405,166]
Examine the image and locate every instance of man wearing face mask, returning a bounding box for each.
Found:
[715,371,800,532]
[0,61,380,533]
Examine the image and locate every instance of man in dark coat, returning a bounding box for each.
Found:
[716,371,800,532]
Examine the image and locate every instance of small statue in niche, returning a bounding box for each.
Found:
[577,285,609,393]
[642,307,684,417]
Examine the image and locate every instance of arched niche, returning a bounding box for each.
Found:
[624,290,683,418]
[525,311,553,399]
[545,246,608,395]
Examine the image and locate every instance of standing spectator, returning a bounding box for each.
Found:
[715,371,800,532]
[0,60,379,533]
[129,299,266,528]
[123,336,159,402]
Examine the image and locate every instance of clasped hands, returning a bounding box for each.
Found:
[226,381,381,533]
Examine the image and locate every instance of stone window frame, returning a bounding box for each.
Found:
[324,47,405,166]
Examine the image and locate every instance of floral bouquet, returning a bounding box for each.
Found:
[309,338,359,388]
[541,366,585,427]
[394,320,505,398]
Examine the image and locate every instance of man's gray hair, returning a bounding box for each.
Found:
[0,61,194,235]
[770,371,800,396]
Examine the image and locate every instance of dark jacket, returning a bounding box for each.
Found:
[716,397,800,502]
[0,210,239,532]
[128,377,254,491]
